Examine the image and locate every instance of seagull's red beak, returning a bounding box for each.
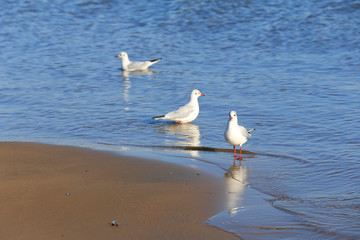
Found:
[201,93,204,96]
[230,117,233,120]
[115,55,119,58]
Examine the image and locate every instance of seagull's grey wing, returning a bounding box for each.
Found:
[238,125,251,139]
[165,104,193,119]
[127,61,151,70]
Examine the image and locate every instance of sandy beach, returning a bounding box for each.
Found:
[0,142,237,240]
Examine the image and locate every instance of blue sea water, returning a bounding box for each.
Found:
[0,0,359,239]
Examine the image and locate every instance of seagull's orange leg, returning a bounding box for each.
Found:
[237,146,243,160]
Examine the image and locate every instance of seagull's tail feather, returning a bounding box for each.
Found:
[153,115,165,120]
[150,58,162,63]
[247,128,256,133]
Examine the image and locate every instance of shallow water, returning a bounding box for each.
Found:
[1,0,359,239]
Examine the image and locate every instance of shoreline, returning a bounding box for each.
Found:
[0,142,238,239]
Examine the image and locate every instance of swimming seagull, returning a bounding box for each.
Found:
[153,89,204,124]
[224,111,255,162]
[115,51,161,71]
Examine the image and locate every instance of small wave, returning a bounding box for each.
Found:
[128,144,309,163]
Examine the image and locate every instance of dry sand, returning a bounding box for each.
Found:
[0,142,237,240]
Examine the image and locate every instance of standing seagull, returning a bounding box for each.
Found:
[115,52,161,71]
[224,111,255,163]
[153,89,204,124]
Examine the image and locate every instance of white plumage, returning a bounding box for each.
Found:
[153,89,204,124]
[115,51,161,71]
[224,111,255,161]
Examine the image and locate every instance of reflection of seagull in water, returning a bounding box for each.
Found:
[122,69,156,78]
[121,69,156,81]
[115,52,161,71]
[155,123,201,157]
[225,166,248,211]
[153,89,204,124]
[160,123,200,146]
[121,77,131,110]
[224,111,255,164]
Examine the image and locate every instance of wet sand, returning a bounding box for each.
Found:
[0,142,237,240]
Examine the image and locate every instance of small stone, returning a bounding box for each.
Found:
[111,220,118,226]
[65,193,71,196]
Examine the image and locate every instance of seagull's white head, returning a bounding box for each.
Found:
[229,110,237,121]
[191,89,205,99]
[115,52,128,58]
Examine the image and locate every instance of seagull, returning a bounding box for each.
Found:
[224,111,255,162]
[153,89,204,124]
[115,51,161,71]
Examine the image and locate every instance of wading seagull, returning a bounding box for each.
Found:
[115,51,161,71]
[224,111,255,161]
[153,89,204,124]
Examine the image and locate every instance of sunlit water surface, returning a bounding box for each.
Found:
[1,0,359,239]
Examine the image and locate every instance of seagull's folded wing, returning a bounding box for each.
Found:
[238,125,251,139]
[128,61,151,70]
[165,104,193,119]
